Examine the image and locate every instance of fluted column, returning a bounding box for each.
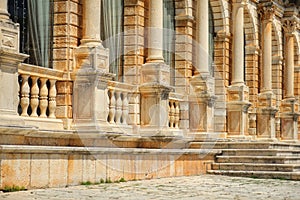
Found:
[232,0,246,85]
[260,4,274,93]
[81,0,101,46]
[0,0,9,20]
[197,0,209,74]
[283,19,297,98]
[256,3,278,140]
[280,17,299,141]
[147,0,164,63]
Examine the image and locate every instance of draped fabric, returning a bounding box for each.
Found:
[101,0,124,81]
[209,5,215,77]
[8,0,53,68]
[163,0,176,86]
[28,0,52,68]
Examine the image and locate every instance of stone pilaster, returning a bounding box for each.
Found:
[227,0,251,138]
[188,0,216,137]
[174,0,194,131]
[140,0,180,137]
[73,0,114,131]
[256,2,278,140]
[0,0,28,126]
[280,17,299,141]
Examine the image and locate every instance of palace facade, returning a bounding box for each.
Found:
[0,0,300,188]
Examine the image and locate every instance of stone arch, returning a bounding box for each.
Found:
[209,0,229,34]
[294,32,300,66]
[244,4,259,107]
[271,19,284,138]
[271,20,283,106]
[243,3,260,136]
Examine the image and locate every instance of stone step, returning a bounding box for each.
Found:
[216,156,300,164]
[207,170,300,181]
[212,163,300,172]
[221,149,300,157]
[189,142,272,150]
[189,141,300,150]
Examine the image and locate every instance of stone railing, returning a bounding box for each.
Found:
[107,81,137,127]
[18,64,64,119]
[168,93,183,129]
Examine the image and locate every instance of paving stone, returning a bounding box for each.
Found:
[1,175,300,200]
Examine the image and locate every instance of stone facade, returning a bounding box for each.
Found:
[0,0,300,189]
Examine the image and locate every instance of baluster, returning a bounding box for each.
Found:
[122,92,129,125]
[20,75,30,116]
[170,101,175,128]
[168,101,171,127]
[48,79,57,118]
[30,76,39,117]
[17,76,21,115]
[109,89,116,123]
[115,91,122,124]
[39,78,48,118]
[175,101,180,129]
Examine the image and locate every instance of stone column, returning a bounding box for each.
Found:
[81,0,101,46]
[0,0,9,20]
[256,2,278,140]
[197,0,209,74]
[140,0,181,137]
[147,0,164,63]
[280,18,299,141]
[0,1,28,126]
[226,0,251,138]
[189,0,216,137]
[73,0,114,132]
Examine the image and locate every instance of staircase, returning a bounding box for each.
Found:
[190,141,300,180]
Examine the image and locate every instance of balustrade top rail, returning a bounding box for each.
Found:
[107,81,138,93]
[18,63,65,81]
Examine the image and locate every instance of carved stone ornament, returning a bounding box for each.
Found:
[259,2,276,21]
[282,18,299,35]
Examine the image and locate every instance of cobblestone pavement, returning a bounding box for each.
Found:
[1,175,300,200]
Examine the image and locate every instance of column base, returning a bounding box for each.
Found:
[257,92,278,139]
[141,62,170,86]
[227,84,251,136]
[190,74,216,133]
[280,98,299,141]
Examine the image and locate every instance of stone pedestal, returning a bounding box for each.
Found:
[226,85,251,138]
[73,45,115,132]
[257,92,278,140]
[0,18,28,126]
[280,98,299,142]
[189,74,216,134]
[140,63,182,137]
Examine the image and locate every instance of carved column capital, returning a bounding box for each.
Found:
[282,17,299,36]
[259,2,276,21]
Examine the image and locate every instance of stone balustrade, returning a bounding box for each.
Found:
[18,64,64,119]
[107,81,137,127]
[168,93,182,129]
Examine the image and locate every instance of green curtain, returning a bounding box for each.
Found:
[101,0,124,81]
[28,0,52,68]
[209,5,215,77]
[163,0,175,85]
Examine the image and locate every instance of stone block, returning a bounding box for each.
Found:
[30,154,50,188]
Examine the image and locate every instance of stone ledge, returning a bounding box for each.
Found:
[0,145,221,156]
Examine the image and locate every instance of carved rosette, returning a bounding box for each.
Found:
[259,3,275,21]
